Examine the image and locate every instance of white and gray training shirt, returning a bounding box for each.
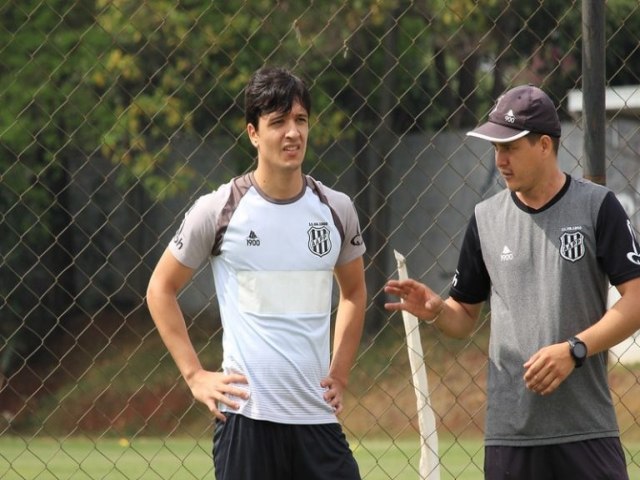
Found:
[169,172,365,425]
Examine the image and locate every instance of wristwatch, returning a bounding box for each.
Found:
[567,336,587,368]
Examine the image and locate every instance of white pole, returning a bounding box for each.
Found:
[394,250,440,480]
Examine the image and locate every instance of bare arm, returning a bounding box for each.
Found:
[384,278,482,339]
[524,276,640,396]
[321,256,367,414]
[579,277,640,354]
[146,248,248,421]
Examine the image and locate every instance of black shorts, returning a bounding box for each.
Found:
[484,437,629,480]
[213,413,361,480]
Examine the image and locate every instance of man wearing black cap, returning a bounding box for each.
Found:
[385,85,640,479]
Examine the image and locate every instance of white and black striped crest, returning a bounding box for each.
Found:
[308,226,331,257]
[559,231,585,262]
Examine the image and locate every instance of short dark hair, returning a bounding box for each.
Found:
[244,67,311,129]
[526,133,560,154]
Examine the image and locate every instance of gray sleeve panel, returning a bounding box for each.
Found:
[212,173,253,256]
[168,177,246,269]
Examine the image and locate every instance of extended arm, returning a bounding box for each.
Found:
[384,278,483,339]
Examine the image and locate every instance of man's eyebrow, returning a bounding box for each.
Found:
[267,109,308,121]
[266,111,286,121]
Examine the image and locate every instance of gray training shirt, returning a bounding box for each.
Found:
[450,174,640,446]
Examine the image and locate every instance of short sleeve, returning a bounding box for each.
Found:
[596,191,640,286]
[448,214,491,304]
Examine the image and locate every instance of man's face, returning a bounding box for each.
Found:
[247,100,309,172]
[493,136,545,193]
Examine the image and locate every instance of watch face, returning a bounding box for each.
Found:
[573,342,587,359]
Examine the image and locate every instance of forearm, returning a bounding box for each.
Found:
[147,288,203,384]
[430,298,481,339]
[329,295,366,387]
[384,279,481,338]
[578,283,640,356]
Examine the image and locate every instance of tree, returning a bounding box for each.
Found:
[0,0,114,377]
[605,0,640,86]
[3,0,639,365]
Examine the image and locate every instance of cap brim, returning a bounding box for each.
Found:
[466,122,530,143]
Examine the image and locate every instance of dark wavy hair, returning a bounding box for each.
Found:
[244,66,311,129]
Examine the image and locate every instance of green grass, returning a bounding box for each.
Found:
[0,436,482,479]
[0,436,211,479]
[1,436,639,479]
[353,437,484,479]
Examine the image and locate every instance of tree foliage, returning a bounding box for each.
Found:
[1,0,639,370]
[87,0,636,192]
[0,0,115,375]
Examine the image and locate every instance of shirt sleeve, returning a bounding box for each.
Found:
[315,181,366,265]
[168,192,220,269]
[336,198,366,265]
[448,213,491,304]
[596,191,640,286]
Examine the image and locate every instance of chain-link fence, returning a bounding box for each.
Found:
[2,1,640,478]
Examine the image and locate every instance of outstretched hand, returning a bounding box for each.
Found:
[384,278,443,322]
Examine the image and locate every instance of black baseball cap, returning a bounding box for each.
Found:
[466,85,561,143]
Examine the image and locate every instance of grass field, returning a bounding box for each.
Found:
[3,435,639,479]
[0,435,482,479]
[2,435,640,479]
[4,319,640,479]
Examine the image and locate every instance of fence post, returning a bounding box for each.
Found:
[582,0,606,186]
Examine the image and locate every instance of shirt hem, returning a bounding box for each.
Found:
[221,408,338,425]
[485,430,620,447]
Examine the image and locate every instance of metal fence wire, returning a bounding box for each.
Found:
[2,0,640,478]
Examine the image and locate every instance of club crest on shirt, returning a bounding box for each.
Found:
[308,226,331,257]
[559,231,585,262]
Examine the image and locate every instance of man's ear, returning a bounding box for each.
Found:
[540,134,554,156]
[247,123,258,147]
